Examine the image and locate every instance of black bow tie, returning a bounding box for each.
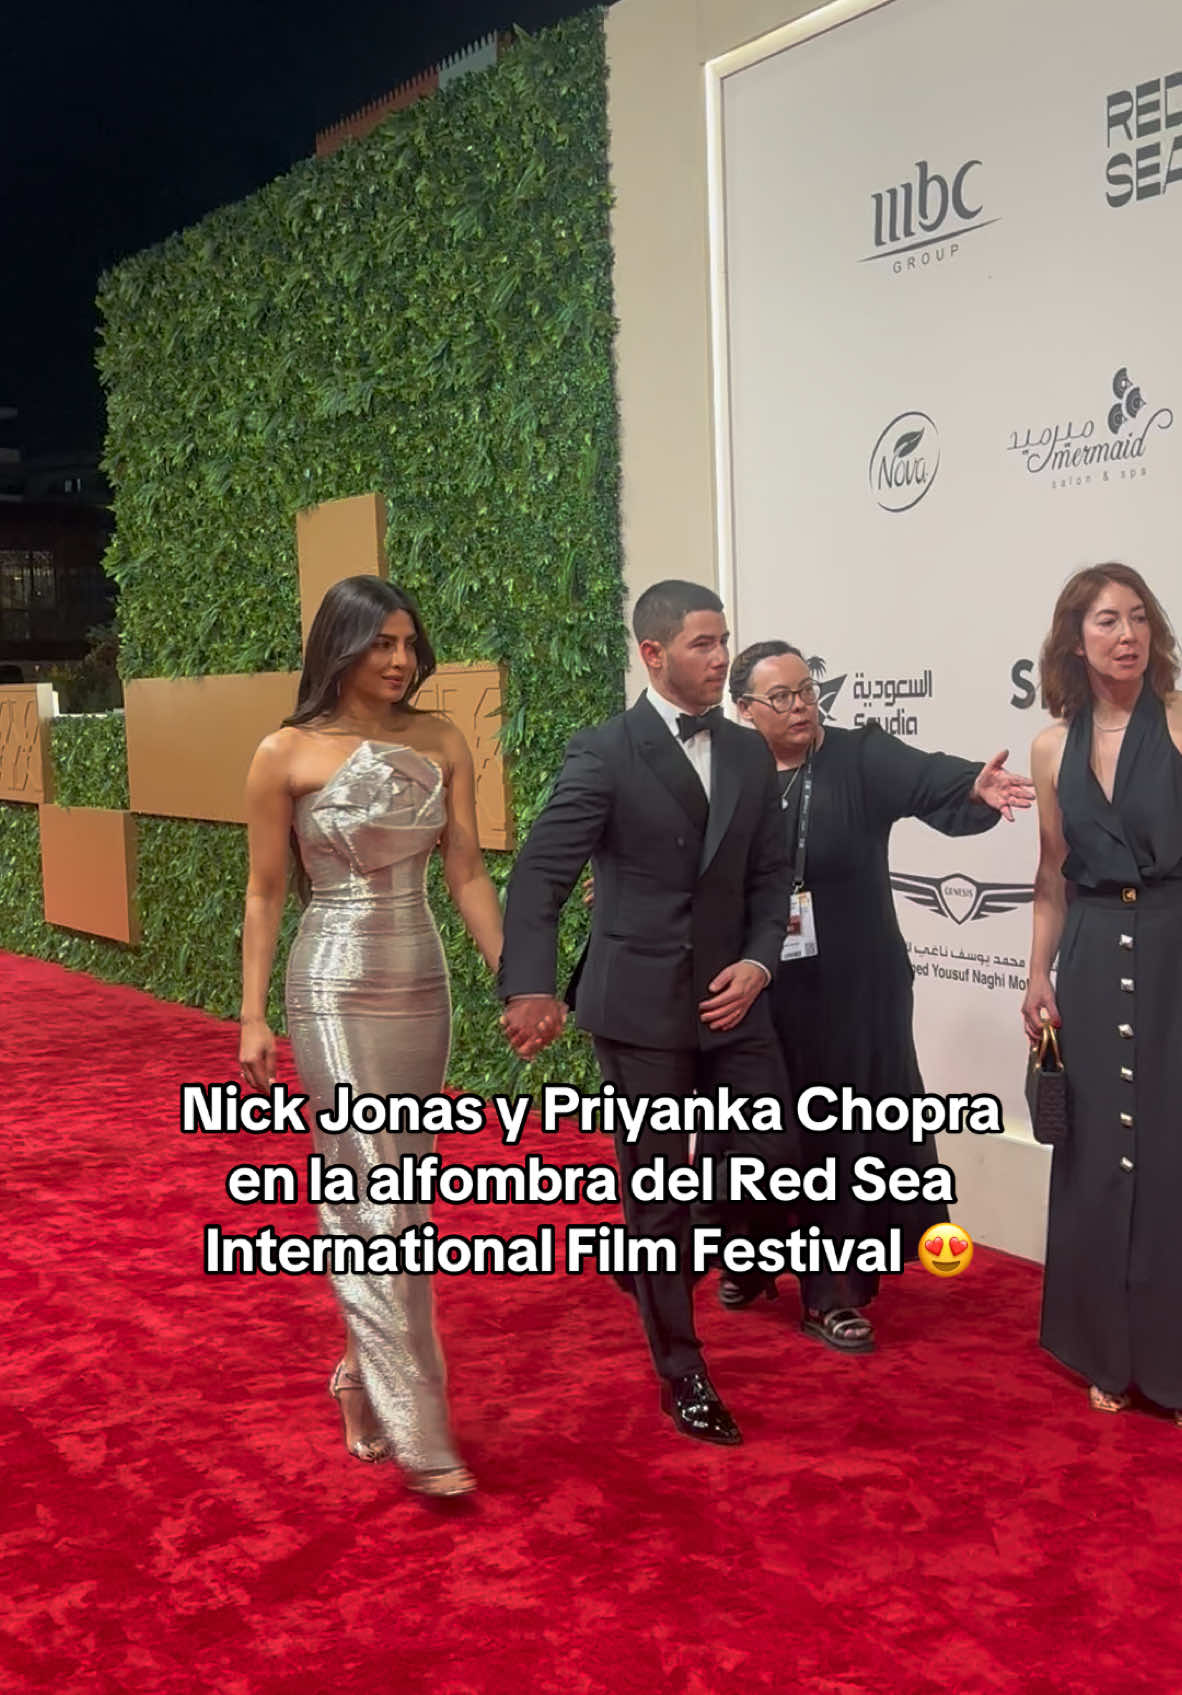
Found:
[676,708,721,742]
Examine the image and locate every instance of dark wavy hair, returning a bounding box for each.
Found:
[1039,563,1178,720]
[285,576,437,728]
[632,579,723,645]
[729,640,803,702]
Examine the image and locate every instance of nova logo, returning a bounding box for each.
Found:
[868,412,940,513]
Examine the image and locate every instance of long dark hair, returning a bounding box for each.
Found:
[284,575,437,728]
[1039,563,1178,719]
[284,577,437,904]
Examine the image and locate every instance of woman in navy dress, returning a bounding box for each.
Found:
[1023,563,1182,1423]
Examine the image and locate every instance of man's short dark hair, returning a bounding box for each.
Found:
[632,580,723,645]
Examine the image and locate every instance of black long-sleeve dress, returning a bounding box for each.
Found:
[771,723,998,1308]
[1041,684,1182,1407]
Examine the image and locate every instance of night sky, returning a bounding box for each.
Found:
[1,0,594,458]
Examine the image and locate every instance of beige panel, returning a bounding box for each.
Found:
[605,0,715,690]
[417,663,513,851]
[126,673,300,824]
[0,683,55,803]
[295,493,387,648]
[697,0,821,62]
[40,805,139,944]
[124,666,511,847]
[605,0,836,696]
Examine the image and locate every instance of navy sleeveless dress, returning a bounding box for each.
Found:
[1042,684,1182,1406]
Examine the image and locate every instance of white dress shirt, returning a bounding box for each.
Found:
[644,685,712,796]
[644,686,771,988]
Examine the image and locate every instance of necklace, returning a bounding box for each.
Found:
[1094,720,1130,733]
[779,765,804,802]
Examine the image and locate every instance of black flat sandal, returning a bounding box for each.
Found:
[718,1272,778,1309]
[801,1307,875,1354]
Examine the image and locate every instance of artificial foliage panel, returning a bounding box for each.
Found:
[1,13,621,1093]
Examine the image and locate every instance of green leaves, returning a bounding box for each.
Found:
[0,9,623,1091]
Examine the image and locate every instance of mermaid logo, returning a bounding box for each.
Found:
[891,871,1033,925]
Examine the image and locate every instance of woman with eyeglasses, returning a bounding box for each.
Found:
[726,641,1034,1352]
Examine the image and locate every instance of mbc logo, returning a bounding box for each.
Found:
[869,159,983,257]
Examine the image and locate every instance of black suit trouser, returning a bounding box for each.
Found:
[593,1029,795,1382]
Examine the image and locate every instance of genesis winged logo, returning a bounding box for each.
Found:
[890,871,1033,926]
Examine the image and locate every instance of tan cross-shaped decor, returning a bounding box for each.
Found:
[24,493,512,945]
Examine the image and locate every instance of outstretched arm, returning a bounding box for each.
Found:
[239,735,293,1089]
[1021,728,1069,1040]
[860,724,1031,834]
[437,726,502,974]
[499,736,611,1054]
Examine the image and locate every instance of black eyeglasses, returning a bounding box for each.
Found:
[741,682,819,713]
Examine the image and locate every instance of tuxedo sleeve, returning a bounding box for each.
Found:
[497,732,612,1000]
[740,742,791,975]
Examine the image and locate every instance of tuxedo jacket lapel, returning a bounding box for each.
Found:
[627,695,708,834]
[700,719,740,874]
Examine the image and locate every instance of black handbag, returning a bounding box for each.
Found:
[1026,1021,1069,1146]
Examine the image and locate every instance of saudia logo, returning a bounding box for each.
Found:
[1106,71,1182,208]
[862,159,996,272]
[891,872,1034,926]
[869,413,940,513]
[798,658,846,726]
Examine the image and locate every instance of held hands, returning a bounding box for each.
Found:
[239,1018,277,1091]
[699,960,768,1032]
[1021,975,1061,1043]
[971,750,1036,822]
[502,994,567,1060]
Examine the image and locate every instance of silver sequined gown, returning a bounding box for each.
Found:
[286,740,458,1472]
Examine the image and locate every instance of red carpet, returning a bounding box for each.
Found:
[2,952,1181,1695]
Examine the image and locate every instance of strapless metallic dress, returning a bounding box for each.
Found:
[286,740,458,1471]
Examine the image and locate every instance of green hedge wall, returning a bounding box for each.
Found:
[0,12,621,1093]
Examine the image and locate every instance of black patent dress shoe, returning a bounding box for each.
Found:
[659,1370,743,1445]
[718,1271,778,1309]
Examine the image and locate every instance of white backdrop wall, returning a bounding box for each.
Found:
[716,0,1182,1179]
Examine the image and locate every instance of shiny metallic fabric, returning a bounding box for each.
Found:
[286,741,459,1472]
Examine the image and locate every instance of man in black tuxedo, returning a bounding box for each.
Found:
[498,580,794,1445]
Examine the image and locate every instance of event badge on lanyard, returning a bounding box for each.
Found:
[780,756,818,962]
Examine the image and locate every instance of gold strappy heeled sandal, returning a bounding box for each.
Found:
[329,1360,392,1463]
[1088,1385,1131,1414]
[405,1465,477,1499]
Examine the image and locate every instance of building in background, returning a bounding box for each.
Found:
[0,408,115,685]
[315,32,503,156]
[0,405,21,502]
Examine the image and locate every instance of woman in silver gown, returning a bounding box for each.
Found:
[239,576,517,1496]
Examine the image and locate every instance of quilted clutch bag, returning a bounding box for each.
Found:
[1025,1021,1069,1147]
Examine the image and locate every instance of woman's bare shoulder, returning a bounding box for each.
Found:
[1030,719,1068,787]
[1031,720,1068,757]
[1163,690,1182,743]
[409,709,467,773]
[253,724,306,760]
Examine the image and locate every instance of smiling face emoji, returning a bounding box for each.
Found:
[918,1223,974,1277]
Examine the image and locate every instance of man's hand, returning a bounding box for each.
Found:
[501,994,567,1059]
[698,961,768,1032]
